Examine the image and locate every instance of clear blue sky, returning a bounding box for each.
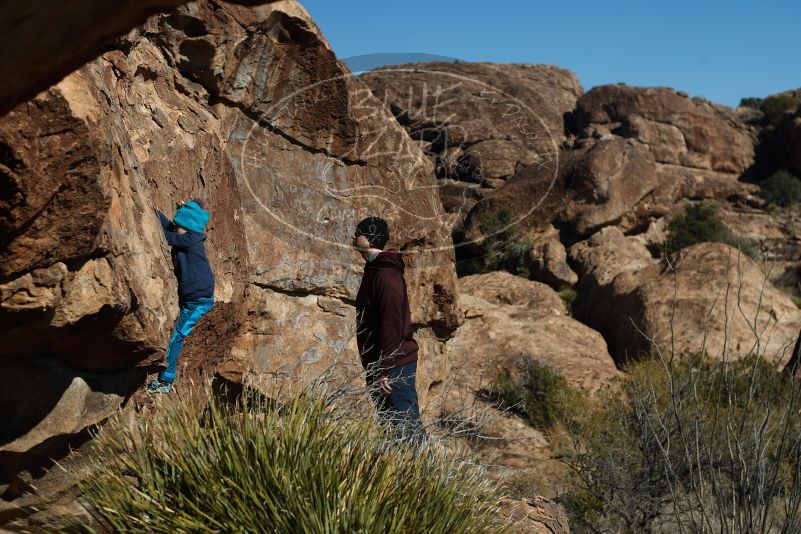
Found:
[300,1,801,107]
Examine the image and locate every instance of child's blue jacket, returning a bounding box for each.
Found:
[158,211,215,304]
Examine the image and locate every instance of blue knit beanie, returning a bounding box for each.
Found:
[173,198,209,233]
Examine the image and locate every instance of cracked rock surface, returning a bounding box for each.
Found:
[0,0,458,495]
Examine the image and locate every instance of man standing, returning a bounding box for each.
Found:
[353,216,425,443]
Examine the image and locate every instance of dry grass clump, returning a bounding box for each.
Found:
[79,390,505,533]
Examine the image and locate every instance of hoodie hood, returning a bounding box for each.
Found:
[366,249,405,273]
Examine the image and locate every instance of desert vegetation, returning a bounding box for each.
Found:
[489,354,801,533]
[740,94,801,126]
[465,208,531,276]
[663,203,757,259]
[74,390,504,534]
[482,360,580,431]
[759,170,801,208]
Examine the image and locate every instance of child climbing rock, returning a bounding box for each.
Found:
[148,198,215,394]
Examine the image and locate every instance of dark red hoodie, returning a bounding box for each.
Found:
[355,249,419,371]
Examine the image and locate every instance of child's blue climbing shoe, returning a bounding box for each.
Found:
[147,379,172,394]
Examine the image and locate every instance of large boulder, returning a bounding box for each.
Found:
[569,226,655,287]
[0,0,459,503]
[456,271,567,314]
[572,85,756,174]
[571,234,801,364]
[560,137,659,235]
[363,62,582,177]
[361,62,582,228]
[0,0,281,116]
[457,136,659,287]
[434,273,619,492]
[522,225,579,288]
[446,273,619,397]
[498,497,570,534]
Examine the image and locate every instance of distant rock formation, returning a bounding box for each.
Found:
[368,66,770,293]
[362,62,583,229]
[570,231,801,364]
[571,85,756,174]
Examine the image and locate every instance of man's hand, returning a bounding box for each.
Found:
[377,375,392,395]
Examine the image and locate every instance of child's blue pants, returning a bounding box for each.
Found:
[158,297,214,383]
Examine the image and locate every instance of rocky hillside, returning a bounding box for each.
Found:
[2,0,801,530]
[361,66,801,514]
[362,62,582,232]
[363,64,801,364]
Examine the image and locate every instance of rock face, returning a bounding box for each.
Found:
[442,272,618,415]
[361,62,582,230]
[561,137,660,236]
[0,0,281,116]
[0,358,143,455]
[451,82,762,288]
[498,497,570,534]
[523,225,579,287]
[436,272,618,501]
[469,87,757,235]
[457,135,661,286]
[363,62,582,179]
[571,235,801,364]
[0,0,458,503]
[572,85,756,174]
[457,270,567,314]
[569,226,655,287]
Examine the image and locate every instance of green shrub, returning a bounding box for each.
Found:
[557,288,577,309]
[80,392,503,534]
[665,203,727,251]
[738,95,799,126]
[474,208,530,275]
[557,354,801,533]
[484,360,578,430]
[739,97,763,109]
[759,94,800,125]
[759,170,801,207]
[720,233,759,259]
[663,203,757,259]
